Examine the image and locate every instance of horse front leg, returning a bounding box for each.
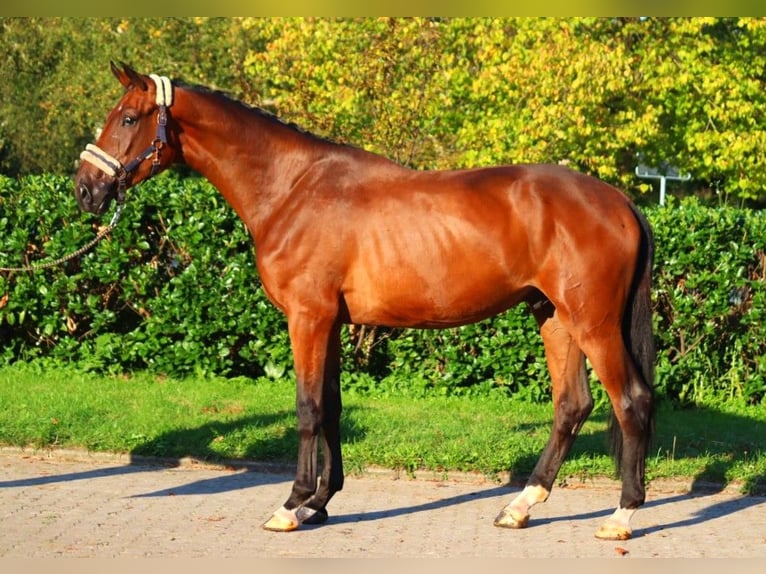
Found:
[303,321,344,519]
[263,313,343,532]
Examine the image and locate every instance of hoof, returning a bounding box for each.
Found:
[262,507,300,532]
[301,507,328,525]
[262,505,328,531]
[595,523,632,541]
[493,507,530,529]
[596,507,637,540]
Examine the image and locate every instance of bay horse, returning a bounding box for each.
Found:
[74,63,655,541]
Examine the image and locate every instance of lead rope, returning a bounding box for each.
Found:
[0,204,124,274]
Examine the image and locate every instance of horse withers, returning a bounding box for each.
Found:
[74,63,655,541]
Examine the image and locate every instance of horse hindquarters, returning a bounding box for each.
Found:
[569,206,655,540]
[594,206,656,539]
[495,196,655,541]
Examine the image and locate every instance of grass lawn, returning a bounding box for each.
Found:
[0,362,764,493]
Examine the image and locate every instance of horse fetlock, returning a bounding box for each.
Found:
[493,484,550,530]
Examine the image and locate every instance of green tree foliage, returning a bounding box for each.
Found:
[241,17,766,203]
[0,17,254,175]
[624,17,766,202]
[241,17,460,168]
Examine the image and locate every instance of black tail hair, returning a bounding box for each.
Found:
[608,204,656,475]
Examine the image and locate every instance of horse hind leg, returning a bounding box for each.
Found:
[580,330,653,541]
[494,306,593,529]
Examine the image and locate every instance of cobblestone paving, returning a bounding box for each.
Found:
[1,449,764,558]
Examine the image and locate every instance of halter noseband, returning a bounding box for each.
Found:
[79,74,173,203]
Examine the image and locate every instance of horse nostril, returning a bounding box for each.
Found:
[78,183,92,205]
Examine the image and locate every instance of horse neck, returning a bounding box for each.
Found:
[172,87,324,242]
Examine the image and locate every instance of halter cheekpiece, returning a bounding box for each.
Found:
[79,74,173,203]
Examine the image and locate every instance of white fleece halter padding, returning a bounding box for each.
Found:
[80,143,120,177]
[149,74,173,106]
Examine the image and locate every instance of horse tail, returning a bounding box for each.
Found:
[608,203,656,475]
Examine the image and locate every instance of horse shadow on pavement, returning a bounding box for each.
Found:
[0,410,301,493]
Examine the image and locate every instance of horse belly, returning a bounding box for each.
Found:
[340,200,536,327]
[342,257,528,328]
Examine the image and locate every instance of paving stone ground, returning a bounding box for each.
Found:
[1,448,765,558]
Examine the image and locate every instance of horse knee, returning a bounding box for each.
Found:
[296,398,322,433]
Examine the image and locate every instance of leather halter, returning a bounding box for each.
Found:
[79,74,173,203]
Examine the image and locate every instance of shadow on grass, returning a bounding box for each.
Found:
[130,411,297,463]
[129,403,365,464]
[0,409,304,492]
[510,401,766,495]
[650,402,766,495]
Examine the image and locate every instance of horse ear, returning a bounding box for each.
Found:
[110,61,148,91]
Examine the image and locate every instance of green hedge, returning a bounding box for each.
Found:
[1,174,764,405]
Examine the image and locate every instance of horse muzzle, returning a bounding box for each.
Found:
[74,174,118,215]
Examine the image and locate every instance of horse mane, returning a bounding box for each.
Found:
[175,80,355,150]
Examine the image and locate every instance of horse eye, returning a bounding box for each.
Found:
[121,115,137,127]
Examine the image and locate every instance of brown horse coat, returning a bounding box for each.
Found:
[74,64,654,540]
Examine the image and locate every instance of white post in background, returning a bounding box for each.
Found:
[635,163,691,206]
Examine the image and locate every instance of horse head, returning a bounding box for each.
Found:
[74,62,177,214]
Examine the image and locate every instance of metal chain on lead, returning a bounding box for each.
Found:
[0,204,124,274]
